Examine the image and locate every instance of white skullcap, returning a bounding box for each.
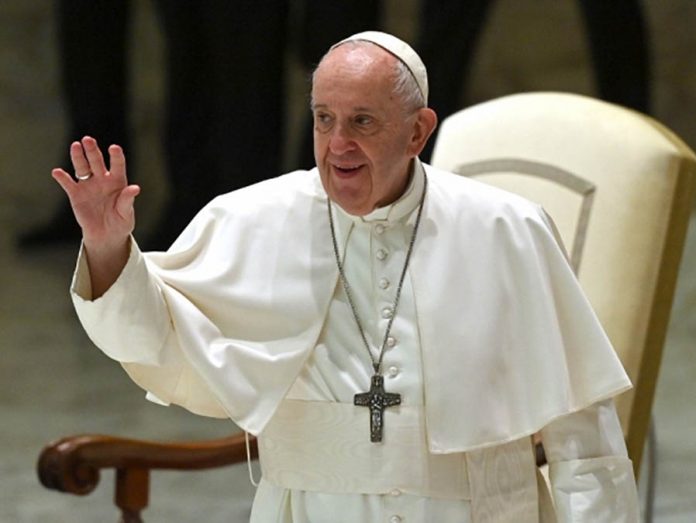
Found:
[331,31,429,104]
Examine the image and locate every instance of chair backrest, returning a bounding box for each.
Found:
[430,92,696,475]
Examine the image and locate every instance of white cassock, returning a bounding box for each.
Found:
[71,161,639,522]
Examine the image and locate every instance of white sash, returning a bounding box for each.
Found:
[258,400,541,521]
[258,399,470,499]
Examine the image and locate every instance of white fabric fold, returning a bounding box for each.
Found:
[410,167,631,452]
[465,437,539,522]
[541,399,639,522]
[71,238,171,365]
[549,457,639,522]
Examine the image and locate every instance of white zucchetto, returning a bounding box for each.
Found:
[332,31,429,104]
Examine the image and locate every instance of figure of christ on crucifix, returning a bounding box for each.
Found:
[354,374,402,442]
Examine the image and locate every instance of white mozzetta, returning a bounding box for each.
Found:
[71,161,631,450]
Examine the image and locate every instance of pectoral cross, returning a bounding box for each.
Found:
[354,374,401,442]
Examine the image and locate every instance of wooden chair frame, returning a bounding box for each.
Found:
[38,433,257,522]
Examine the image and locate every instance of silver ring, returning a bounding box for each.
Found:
[76,171,93,181]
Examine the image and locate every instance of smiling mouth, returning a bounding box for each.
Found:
[332,163,364,176]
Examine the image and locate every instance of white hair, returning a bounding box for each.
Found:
[392,57,425,113]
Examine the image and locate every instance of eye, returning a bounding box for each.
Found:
[314,111,334,132]
[354,114,373,126]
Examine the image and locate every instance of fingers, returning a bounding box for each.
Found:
[69,141,92,180]
[80,136,108,177]
[51,167,77,196]
[115,185,141,218]
[69,137,128,184]
[108,144,127,180]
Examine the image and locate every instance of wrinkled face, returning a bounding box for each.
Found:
[311,44,432,216]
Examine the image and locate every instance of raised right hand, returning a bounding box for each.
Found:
[52,136,141,298]
[52,136,140,250]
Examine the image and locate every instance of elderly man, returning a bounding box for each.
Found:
[53,32,639,522]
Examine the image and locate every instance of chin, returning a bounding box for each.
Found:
[330,192,372,216]
[333,199,366,216]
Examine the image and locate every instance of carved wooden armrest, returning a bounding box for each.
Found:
[37,433,257,522]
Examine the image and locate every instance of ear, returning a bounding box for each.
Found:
[407,108,438,157]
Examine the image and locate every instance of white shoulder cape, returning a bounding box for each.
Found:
[73,163,631,453]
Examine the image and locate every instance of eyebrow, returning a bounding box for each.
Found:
[310,103,377,113]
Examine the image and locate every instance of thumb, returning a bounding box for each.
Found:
[52,168,76,198]
[115,185,141,217]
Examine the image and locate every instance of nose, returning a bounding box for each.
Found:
[327,123,356,156]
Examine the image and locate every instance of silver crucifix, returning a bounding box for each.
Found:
[354,374,401,442]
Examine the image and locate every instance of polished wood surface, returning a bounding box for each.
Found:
[38,433,257,521]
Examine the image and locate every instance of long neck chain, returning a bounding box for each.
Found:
[327,174,427,375]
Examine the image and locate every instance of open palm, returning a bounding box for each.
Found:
[52,136,140,247]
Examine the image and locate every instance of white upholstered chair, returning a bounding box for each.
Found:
[430,91,696,518]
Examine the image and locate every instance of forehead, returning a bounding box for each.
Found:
[312,44,399,108]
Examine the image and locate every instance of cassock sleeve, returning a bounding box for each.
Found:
[71,236,229,418]
[72,237,169,364]
[541,399,640,522]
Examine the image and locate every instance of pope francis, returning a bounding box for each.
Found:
[52,31,639,522]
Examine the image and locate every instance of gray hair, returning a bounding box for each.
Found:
[311,40,425,113]
[392,57,425,113]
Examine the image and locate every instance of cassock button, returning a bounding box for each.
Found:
[386,336,397,348]
[389,516,402,523]
[381,306,393,319]
[390,488,402,497]
[376,249,388,261]
[379,277,390,290]
[375,224,386,234]
[388,366,400,378]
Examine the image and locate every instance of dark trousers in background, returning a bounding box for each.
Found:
[154,1,288,247]
[22,0,289,250]
[417,0,651,161]
[18,0,133,247]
